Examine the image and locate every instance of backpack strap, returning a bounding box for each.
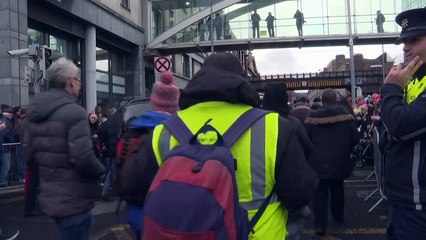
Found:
[223,108,269,147]
[222,108,274,233]
[248,186,276,233]
[163,115,193,144]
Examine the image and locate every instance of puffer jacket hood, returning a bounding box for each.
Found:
[27,89,76,123]
[305,105,354,125]
[179,67,260,110]
[305,104,359,179]
[129,111,170,129]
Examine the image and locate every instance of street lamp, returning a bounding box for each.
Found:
[210,0,214,53]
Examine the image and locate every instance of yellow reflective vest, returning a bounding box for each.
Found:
[405,75,426,104]
[152,101,288,240]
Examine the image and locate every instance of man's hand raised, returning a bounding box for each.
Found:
[384,56,424,88]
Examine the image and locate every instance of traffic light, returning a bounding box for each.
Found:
[24,66,32,83]
[41,46,51,80]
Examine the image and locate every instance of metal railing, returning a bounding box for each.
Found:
[1,142,25,189]
[155,12,401,45]
[247,69,383,81]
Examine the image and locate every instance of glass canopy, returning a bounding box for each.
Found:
[149,0,425,47]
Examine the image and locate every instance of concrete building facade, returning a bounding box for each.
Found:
[1,0,145,112]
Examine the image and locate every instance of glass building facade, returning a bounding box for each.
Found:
[402,0,426,10]
[150,0,423,46]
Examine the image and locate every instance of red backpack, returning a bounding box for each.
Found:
[115,128,150,204]
[142,108,275,240]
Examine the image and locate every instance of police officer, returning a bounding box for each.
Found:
[380,7,426,240]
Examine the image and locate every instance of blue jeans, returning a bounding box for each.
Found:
[126,203,144,232]
[102,158,115,195]
[387,205,426,240]
[0,151,11,186]
[286,206,311,240]
[55,211,92,240]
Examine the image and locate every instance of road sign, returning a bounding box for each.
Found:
[154,56,171,74]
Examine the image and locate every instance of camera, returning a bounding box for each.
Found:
[7,48,29,57]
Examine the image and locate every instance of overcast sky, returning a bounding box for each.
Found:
[253,44,404,74]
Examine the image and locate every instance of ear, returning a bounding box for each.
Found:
[65,78,74,92]
[68,78,77,88]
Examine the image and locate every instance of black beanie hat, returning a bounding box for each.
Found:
[179,53,260,110]
[202,52,246,77]
[262,83,289,115]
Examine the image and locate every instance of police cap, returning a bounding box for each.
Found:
[395,8,426,44]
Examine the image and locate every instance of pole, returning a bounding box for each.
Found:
[85,25,97,112]
[381,44,386,81]
[210,0,214,54]
[273,0,277,37]
[347,0,356,106]
[41,47,48,91]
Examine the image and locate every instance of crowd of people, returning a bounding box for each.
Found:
[0,106,27,188]
[199,13,230,41]
[0,6,425,240]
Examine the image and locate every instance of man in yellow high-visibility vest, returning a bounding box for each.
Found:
[138,53,319,240]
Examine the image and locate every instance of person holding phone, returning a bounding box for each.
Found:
[379,7,426,240]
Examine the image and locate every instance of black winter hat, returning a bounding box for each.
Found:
[262,83,288,115]
[395,8,426,44]
[179,53,260,110]
[2,108,13,113]
[203,52,246,77]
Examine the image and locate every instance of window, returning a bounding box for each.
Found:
[49,35,67,57]
[182,55,190,78]
[96,47,133,109]
[121,0,129,9]
[28,28,45,45]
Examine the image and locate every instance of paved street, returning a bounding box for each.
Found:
[0,167,388,240]
[307,167,388,240]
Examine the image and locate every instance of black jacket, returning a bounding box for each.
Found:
[98,108,124,159]
[261,83,313,158]
[22,89,105,218]
[380,80,426,210]
[305,105,359,179]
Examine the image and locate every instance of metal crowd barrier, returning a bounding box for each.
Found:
[1,142,25,189]
[363,127,387,213]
